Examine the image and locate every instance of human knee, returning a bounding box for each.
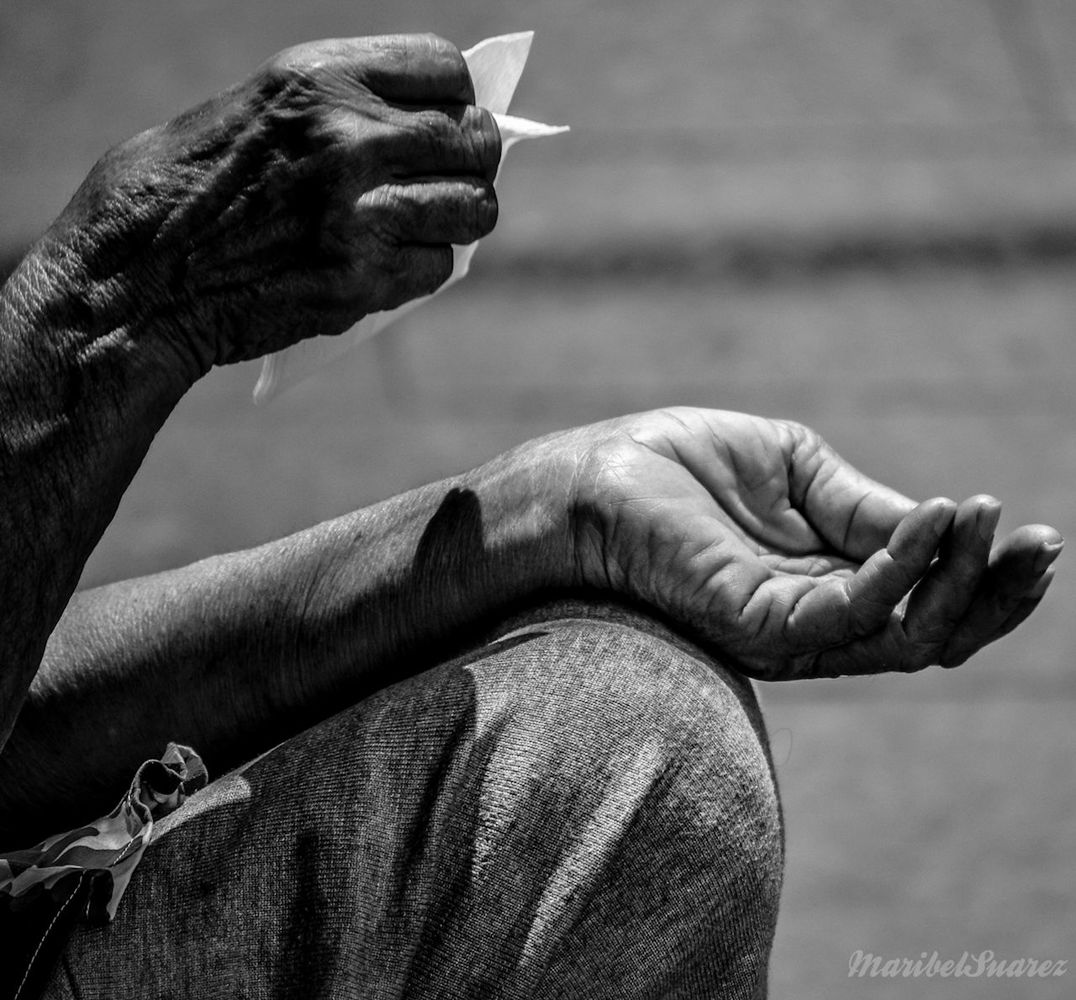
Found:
[462,616,784,991]
[468,616,783,862]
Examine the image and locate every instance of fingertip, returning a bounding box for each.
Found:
[846,504,952,628]
[1032,524,1065,549]
[950,495,996,539]
[1033,542,1064,576]
[972,495,1002,543]
[995,524,1064,573]
[889,497,955,557]
[925,495,958,528]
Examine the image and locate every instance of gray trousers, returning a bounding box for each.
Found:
[44,600,784,999]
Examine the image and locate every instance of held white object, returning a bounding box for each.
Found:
[253,31,569,404]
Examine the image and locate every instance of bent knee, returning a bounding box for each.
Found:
[462,615,784,984]
[466,614,784,866]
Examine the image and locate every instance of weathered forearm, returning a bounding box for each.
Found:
[0,226,200,753]
[0,443,576,846]
[0,40,494,752]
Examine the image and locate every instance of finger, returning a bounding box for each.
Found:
[388,104,501,182]
[980,566,1057,642]
[788,427,917,561]
[784,498,954,650]
[900,495,999,654]
[321,242,454,312]
[384,243,456,304]
[760,552,858,577]
[939,526,1063,667]
[801,618,916,678]
[355,33,476,105]
[798,525,1062,680]
[261,36,476,107]
[364,177,498,245]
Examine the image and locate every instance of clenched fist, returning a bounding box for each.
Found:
[50,33,501,372]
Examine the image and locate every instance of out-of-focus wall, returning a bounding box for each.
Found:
[5,0,1076,260]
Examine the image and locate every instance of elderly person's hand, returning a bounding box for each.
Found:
[9,404,1062,828]
[47,33,501,373]
[530,407,1062,679]
[0,33,499,751]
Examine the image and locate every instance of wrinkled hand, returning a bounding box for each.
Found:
[564,408,1062,679]
[55,33,500,371]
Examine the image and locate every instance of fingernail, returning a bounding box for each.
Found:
[976,500,1002,543]
[927,498,957,539]
[1034,541,1065,575]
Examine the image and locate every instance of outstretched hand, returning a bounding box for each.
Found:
[564,408,1062,679]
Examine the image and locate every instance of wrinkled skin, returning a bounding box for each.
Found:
[0,33,500,755]
[0,35,1063,840]
[562,407,1062,679]
[49,33,501,371]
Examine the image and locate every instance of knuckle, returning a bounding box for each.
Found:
[437,179,498,242]
[780,417,828,465]
[328,116,396,174]
[471,106,503,177]
[356,186,411,242]
[575,436,639,505]
[475,182,498,236]
[416,32,470,82]
[776,416,810,440]
[260,44,322,88]
[258,39,366,96]
[394,108,454,163]
[408,107,453,139]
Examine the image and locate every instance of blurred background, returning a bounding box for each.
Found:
[3,0,1075,995]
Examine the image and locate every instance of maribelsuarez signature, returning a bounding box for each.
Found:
[849,950,1068,979]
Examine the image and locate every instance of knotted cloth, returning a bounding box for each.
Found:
[0,744,207,1000]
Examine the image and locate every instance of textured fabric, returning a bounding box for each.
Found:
[44,599,784,999]
[0,744,207,1000]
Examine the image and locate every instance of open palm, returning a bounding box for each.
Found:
[570,408,1062,679]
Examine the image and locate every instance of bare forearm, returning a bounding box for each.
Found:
[0,231,199,751]
[0,34,500,755]
[0,443,575,845]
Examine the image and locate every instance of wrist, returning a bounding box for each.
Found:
[38,123,230,382]
[462,435,583,600]
[5,244,203,402]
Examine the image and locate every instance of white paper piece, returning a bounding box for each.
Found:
[253,31,568,404]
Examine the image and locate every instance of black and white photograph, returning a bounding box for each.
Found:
[1,1,1073,997]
